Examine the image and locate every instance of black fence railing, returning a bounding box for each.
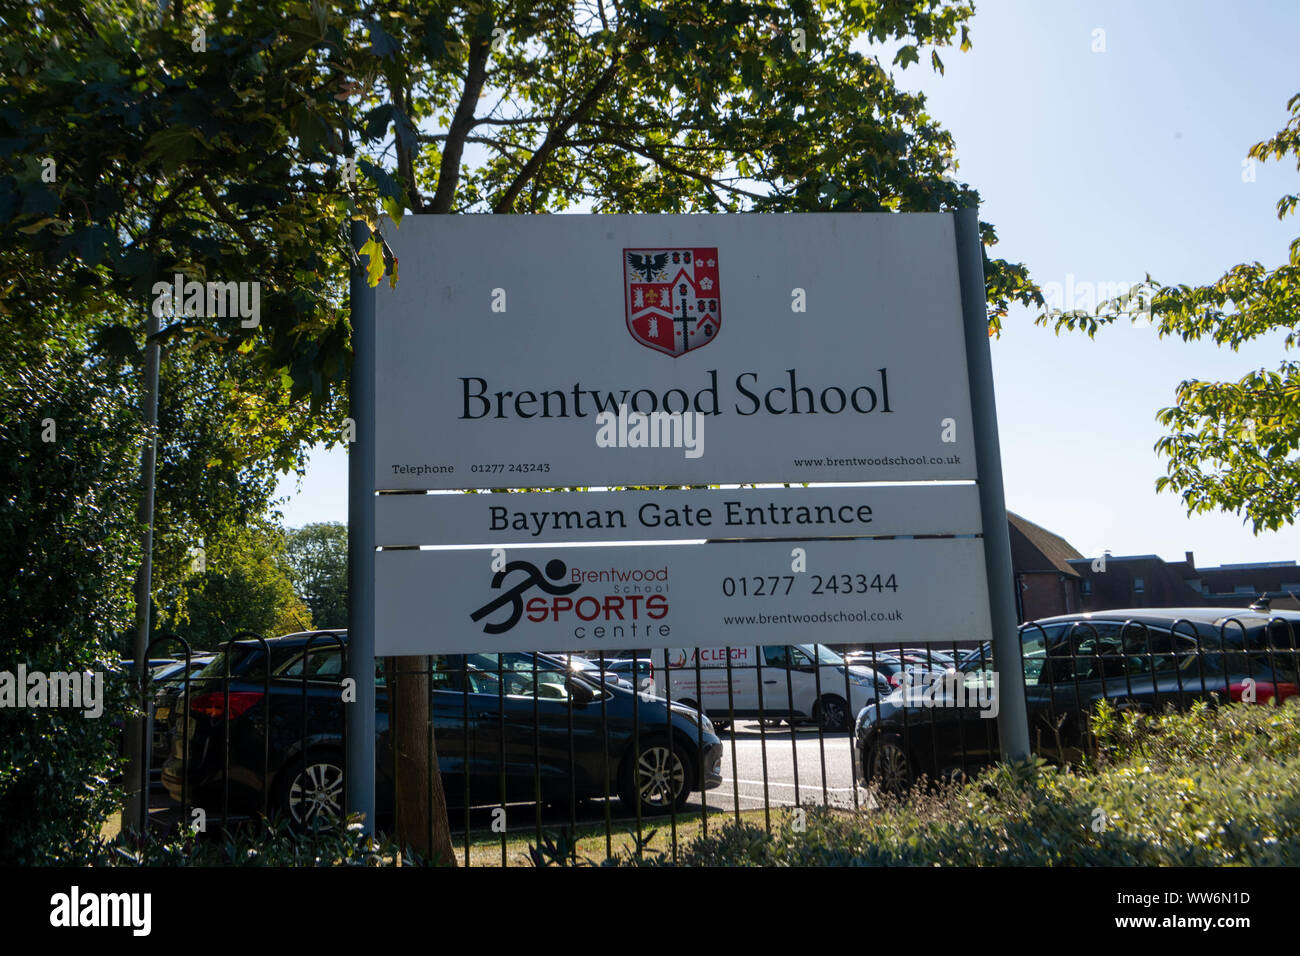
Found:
[126,614,1300,863]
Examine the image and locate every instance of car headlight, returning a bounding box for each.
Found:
[855,704,876,734]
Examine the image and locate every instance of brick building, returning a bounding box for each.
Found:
[1005,512,1300,621]
[1069,553,1300,613]
[1007,512,1084,622]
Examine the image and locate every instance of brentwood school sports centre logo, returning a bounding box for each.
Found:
[470,558,670,639]
[624,248,720,357]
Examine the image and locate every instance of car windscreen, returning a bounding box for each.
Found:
[275,644,344,682]
[958,645,992,672]
[194,643,267,682]
[797,644,844,666]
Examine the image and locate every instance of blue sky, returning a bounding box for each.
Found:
[276,0,1300,569]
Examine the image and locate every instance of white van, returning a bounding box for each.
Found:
[653,645,885,731]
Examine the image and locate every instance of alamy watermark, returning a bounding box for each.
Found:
[595,403,704,458]
[0,665,104,718]
[151,272,260,327]
[894,667,1000,718]
[49,886,150,936]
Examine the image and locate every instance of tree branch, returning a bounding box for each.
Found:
[566,137,768,200]
[430,33,493,214]
[391,81,425,211]
[471,115,562,129]
[198,180,256,247]
[491,53,631,213]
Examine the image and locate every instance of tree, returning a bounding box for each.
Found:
[0,1,359,410]
[347,0,1036,324]
[1040,92,1300,533]
[1,0,362,837]
[155,522,313,649]
[285,523,349,629]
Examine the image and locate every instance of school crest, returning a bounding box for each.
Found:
[623,247,721,357]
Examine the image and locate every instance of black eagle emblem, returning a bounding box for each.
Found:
[627,252,669,282]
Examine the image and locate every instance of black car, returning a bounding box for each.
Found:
[605,658,654,693]
[162,631,723,826]
[143,655,215,772]
[116,657,201,772]
[543,652,633,691]
[842,652,940,691]
[855,607,1300,794]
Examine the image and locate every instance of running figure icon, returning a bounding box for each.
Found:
[470,558,580,634]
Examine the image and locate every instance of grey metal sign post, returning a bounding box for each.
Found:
[953,206,1031,761]
[345,218,378,832]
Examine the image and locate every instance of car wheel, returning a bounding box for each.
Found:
[814,694,850,732]
[866,734,913,795]
[620,736,692,815]
[276,751,345,829]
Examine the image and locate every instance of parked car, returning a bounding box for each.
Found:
[899,648,956,668]
[843,652,946,691]
[655,644,885,731]
[116,657,207,772]
[117,657,181,677]
[148,655,215,771]
[162,631,723,826]
[854,607,1300,795]
[545,652,633,691]
[605,658,654,693]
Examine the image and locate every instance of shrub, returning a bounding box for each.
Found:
[0,337,140,864]
[89,816,428,867]
[650,701,1300,866]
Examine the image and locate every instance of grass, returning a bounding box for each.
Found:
[452,807,773,866]
[96,797,773,866]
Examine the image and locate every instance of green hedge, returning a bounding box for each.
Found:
[656,700,1300,866]
[90,817,423,867]
[0,338,140,865]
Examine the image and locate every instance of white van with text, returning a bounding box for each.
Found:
[653,644,885,731]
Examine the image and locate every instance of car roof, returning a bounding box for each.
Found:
[219,630,347,652]
[1033,607,1300,628]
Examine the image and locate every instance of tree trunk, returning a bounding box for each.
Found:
[387,655,456,865]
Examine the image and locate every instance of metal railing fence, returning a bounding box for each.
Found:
[127,615,1300,862]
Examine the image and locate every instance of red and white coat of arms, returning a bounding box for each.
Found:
[623,247,720,357]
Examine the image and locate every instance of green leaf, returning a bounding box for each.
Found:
[421,14,448,58]
[91,324,140,363]
[141,128,200,168]
[359,236,385,287]
[362,104,394,142]
[381,194,405,226]
[369,20,401,59]
[893,45,919,68]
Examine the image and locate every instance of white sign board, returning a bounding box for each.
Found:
[375,484,982,546]
[375,213,976,490]
[373,537,991,656]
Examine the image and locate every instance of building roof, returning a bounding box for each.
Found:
[1008,512,1084,578]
